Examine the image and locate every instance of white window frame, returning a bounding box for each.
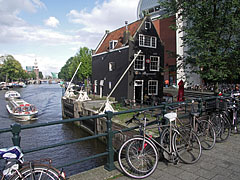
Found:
[148,80,158,95]
[139,34,157,48]
[94,80,97,94]
[134,54,145,71]
[109,40,118,50]
[145,21,151,30]
[109,81,112,89]
[150,56,160,71]
[109,62,115,71]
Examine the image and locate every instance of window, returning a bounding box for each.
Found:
[145,21,151,30]
[94,80,97,93]
[155,5,160,12]
[150,56,160,71]
[109,82,112,89]
[109,62,115,71]
[139,34,157,48]
[134,54,145,70]
[109,40,118,50]
[148,8,154,13]
[148,80,158,95]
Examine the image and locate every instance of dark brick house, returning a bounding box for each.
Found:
[92,16,164,103]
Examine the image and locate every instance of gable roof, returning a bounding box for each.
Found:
[95,19,144,54]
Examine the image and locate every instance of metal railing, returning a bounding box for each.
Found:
[0,95,222,172]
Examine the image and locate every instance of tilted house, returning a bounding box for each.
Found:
[92,16,164,103]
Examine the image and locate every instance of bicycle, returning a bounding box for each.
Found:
[118,110,202,179]
[190,100,216,150]
[0,146,66,180]
[221,95,240,133]
[204,98,231,142]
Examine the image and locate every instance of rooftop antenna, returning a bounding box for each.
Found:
[64,62,82,97]
[98,50,142,113]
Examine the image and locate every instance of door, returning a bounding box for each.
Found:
[134,80,143,104]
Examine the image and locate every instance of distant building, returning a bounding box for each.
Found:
[92,16,164,103]
[51,72,58,79]
[33,59,39,83]
[26,66,34,72]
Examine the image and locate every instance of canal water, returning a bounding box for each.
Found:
[0,84,106,176]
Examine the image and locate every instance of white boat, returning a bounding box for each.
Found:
[6,99,38,121]
[5,91,21,100]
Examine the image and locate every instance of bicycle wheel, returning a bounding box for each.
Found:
[196,119,216,150]
[10,164,64,180]
[118,137,159,179]
[211,113,230,142]
[173,128,202,164]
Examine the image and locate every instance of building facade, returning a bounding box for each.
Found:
[92,16,164,103]
[137,0,201,87]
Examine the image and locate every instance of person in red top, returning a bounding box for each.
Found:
[165,79,169,87]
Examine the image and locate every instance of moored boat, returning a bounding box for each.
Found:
[5,91,21,100]
[6,99,38,121]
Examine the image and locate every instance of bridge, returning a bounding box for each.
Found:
[27,79,62,84]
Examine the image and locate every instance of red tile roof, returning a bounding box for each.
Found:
[95,19,143,54]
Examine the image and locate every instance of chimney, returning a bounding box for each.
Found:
[105,30,110,34]
[122,21,131,45]
[125,21,128,31]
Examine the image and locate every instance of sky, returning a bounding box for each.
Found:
[0,0,139,76]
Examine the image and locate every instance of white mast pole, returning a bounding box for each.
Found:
[64,62,82,96]
[98,50,141,112]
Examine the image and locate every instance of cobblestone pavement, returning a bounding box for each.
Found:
[70,133,240,180]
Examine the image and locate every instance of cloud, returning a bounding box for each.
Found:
[13,54,65,76]
[67,0,139,34]
[44,16,60,28]
[0,0,140,75]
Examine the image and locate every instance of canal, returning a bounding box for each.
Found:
[0,84,106,176]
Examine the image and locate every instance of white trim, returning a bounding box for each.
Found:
[92,45,129,57]
[139,34,157,48]
[134,54,145,71]
[150,56,160,71]
[148,80,158,95]
[95,33,108,53]
[109,40,118,50]
[134,80,144,103]
[145,21,151,30]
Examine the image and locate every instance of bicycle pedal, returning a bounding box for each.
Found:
[173,158,179,165]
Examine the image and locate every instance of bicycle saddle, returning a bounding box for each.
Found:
[164,112,177,122]
[0,146,23,160]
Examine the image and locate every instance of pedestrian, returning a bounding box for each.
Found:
[165,79,169,88]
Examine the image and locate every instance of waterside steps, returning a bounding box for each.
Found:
[61,96,137,149]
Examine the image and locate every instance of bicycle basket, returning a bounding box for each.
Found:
[204,99,216,112]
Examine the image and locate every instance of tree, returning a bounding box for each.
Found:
[58,57,74,81]
[59,47,92,83]
[160,0,240,91]
[0,55,25,82]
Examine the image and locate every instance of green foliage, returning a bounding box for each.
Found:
[59,47,92,83]
[160,0,240,84]
[0,55,26,81]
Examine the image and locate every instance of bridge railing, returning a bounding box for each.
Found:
[0,95,220,172]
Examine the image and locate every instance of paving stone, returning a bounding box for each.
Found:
[211,175,228,180]
[162,165,185,176]
[178,171,199,180]
[198,161,216,170]
[179,164,201,173]
[196,177,208,180]
[211,166,232,177]
[194,168,216,179]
